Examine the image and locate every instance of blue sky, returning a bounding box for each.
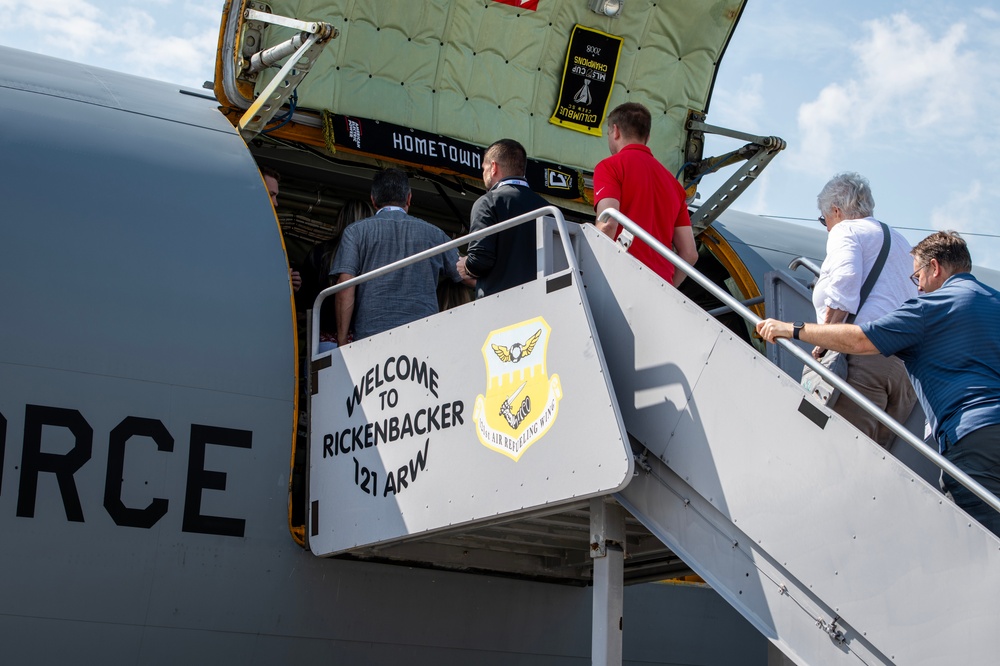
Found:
[701,1,1000,268]
[3,0,998,267]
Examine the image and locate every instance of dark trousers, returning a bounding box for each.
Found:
[941,424,1000,538]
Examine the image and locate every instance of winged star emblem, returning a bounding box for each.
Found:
[491,329,542,363]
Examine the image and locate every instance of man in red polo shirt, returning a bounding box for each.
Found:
[593,102,698,286]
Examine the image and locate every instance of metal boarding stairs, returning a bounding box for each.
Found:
[307,208,1000,666]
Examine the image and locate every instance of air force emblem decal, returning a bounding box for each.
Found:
[473,317,562,461]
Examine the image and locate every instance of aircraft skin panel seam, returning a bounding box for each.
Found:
[0,81,116,107]
[0,83,238,137]
[0,360,292,405]
[630,322,727,457]
[672,327,725,434]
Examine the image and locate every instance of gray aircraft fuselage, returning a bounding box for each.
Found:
[0,46,764,665]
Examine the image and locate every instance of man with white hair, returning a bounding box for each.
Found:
[810,171,917,447]
[758,231,1000,536]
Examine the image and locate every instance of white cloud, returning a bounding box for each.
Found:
[709,73,765,133]
[794,82,858,170]
[105,8,217,84]
[723,2,843,67]
[0,0,217,87]
[856,16,975,129]
[928,180,1000,270]
[930,180,983,233]
[789,13,982,174]
[736,167,773,217]
[973,6,1000,21]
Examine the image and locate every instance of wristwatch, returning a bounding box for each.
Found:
[792,322,804,340]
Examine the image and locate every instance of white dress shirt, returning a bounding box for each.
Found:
[812,217,917,326]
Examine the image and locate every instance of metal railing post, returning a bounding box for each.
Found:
[310,206,578,357]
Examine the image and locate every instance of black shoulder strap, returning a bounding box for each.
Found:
[847,222,891,324]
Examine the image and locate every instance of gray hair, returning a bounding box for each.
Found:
[817,172,875,219]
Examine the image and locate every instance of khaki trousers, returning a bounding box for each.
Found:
[832,353,916,448]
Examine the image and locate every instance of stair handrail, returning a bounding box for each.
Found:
[310,206,578,357]
[598,207,1000,517]
[788,256,822,278]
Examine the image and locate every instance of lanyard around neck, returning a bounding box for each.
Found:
[490,178,529,192]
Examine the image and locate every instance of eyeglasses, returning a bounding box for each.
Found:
[910,262,930,286]
[819,205,840,227]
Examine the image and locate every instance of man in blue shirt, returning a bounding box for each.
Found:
[757,231,1000,536]
[331,168,462,342]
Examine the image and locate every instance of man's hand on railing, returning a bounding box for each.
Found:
[594,198,621,239]
[756,318,792,343]
[455,255,478,288]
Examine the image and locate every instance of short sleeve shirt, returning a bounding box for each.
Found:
[593,144,692,283]
[331,209,461,339]
[861,274,1000,450]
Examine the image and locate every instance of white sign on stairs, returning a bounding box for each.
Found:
[308,269,633,556]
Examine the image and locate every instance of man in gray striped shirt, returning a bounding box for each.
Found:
[757,231,1000,536]
[331,169,462,342]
